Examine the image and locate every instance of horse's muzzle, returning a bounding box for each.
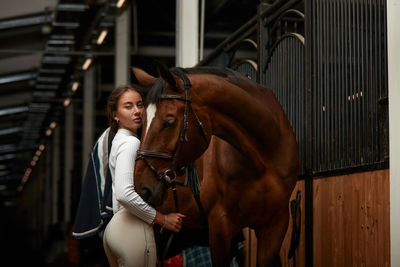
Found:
[140,183,165,207]
[140,185,153,203]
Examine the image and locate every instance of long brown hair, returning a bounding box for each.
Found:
[107,84,144,134]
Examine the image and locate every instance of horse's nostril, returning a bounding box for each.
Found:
[140,186,152,202]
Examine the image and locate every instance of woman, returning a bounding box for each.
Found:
[103,85,185,267]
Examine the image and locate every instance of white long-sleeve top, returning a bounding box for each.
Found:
[109,128,156,224]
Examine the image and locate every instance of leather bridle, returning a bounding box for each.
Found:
[136,67,208,190]
[135,68,209,266]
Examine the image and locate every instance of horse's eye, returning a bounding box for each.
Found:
[163,119,176,128]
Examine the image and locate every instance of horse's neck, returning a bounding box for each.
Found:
[197,79,281,169]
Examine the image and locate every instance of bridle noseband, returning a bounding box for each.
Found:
[136,67,208,187]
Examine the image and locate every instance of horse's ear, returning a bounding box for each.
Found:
[132,67,157,87]
[154,60,180,92]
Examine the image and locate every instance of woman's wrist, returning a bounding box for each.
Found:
[154,211,165,226]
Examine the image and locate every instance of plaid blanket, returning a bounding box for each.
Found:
[180,246,239,267]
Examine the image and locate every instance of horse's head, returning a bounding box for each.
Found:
[133,63,211,207]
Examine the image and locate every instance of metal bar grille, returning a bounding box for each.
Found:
[311,0,387,173]
[232,60,258,81]
[200,0,388,175]
[264,36,306,174]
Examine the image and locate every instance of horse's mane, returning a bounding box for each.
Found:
[145,78,165,104]
[146,67,247,104]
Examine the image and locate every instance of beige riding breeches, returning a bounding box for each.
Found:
[103,207,157,267]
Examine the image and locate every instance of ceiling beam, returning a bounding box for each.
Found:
[0,13,52,30]
[0,72,36,85]
[0,154,16,161]
[0,106,29,116]
[57,3,89,12]
[0,127,23,136]
[0,144,16,154]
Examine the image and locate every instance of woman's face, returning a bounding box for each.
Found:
[114,90,144,134]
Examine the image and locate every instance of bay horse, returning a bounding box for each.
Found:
[133,63,300,266]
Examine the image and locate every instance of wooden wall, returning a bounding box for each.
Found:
[313,169,390,267]
[243,169,390,267]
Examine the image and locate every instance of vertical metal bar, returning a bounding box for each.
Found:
[370,0,375,160]
[323,0,328,170]
[344,0,349,166]
[284,40,288,114]
[338,0,344,168]
[353,0,357,165]
[258,3,269,84]
[325,0,329,169]
[290,39,293,125]
[339,0,344,167]
[373,0,378,163]
[331,0,335,168]
[305,0,314,265]
[374,0,381,161]
[367,0,372,163]
[290,39,294,127]
[288,38,291,124]
[328,0,333,169]
[296,40,300,165]
[338,0,343,168]
[382,0,388,99]
[355,0,360,165]
[347,0,354,166]
[302,41,305,169]
[355,0,359,165]
[345,0,349,167]
[360,0,366,164]
[356,0,361,165]
[300,42,303,169]
[375,0,381,162]
[313,0,319,171]
[350,0,355,166]
[297,41,300,165]
[299,41,303,166]
[359,0,363,165]
[332,0,337,168]
[279,44,283,104]
[382,0,388,161]
[317,0,322,171]
[287,39,290,124]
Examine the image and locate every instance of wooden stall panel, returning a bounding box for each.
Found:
[313,169,390,267]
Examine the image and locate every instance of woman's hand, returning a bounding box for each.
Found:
[164,213,186,232]
[154,211,186,233]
